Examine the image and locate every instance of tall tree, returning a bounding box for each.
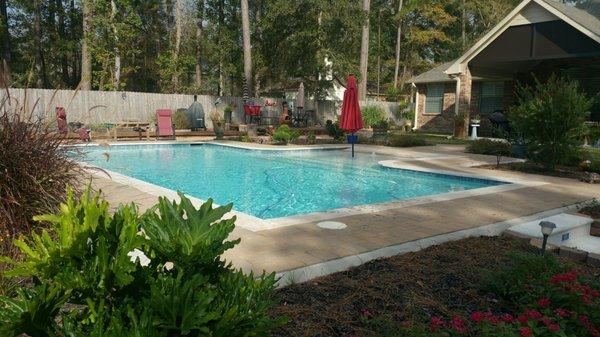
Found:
[240,0,252,97]
[81,0,92,90]
[358,0,370,100]
[171,0,182,89]
[0,0,10,85]
[110,0,121,89]
[195,0,204,89]
[393,0,403,89]
[33,0,47,87]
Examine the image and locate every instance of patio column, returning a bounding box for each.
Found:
[455,66,472,138]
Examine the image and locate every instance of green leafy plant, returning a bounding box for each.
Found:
[389,134,430,147]
[0,188,283,336]
[509,75,593,170]
[325,120,345,141]
[272,125,300,145]
[361,105,386,128]
[466,139,512,166]
[307,132,317,144]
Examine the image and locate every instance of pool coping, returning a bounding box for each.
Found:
[273,203,584,287]
[80,141,548,232]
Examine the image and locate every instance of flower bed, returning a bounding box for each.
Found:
[271,237,599,337]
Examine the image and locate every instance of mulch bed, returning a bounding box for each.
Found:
[477,162,587,180]
[270,236,599,337]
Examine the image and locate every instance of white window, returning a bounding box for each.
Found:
[480,82,504,115]
[425,84,444,114]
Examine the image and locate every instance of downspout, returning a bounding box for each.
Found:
[412,83,419,130]
[453,75,461,116]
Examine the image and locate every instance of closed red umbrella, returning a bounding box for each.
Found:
[340,75,364,157]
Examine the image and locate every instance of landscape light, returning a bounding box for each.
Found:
[539,221,556,253]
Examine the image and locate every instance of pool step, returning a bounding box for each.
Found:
[506,213,596,252]
[564,237,600,254]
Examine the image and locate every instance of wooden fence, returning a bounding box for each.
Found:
[1,88,400,129]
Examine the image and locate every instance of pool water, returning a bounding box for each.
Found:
[81,144,505,219]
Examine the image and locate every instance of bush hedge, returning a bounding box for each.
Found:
[389,134,430,147]
[509,75,593,170]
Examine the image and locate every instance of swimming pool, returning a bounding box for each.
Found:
[81,143,506,219]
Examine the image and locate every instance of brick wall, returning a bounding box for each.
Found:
[415,78,514,134]
[416,83,455,133]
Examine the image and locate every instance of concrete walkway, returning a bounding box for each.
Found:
[88,142,600,283]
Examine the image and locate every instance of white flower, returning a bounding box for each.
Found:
[164,261,174,271]
[127,248,151,267]
[136,228,150,240]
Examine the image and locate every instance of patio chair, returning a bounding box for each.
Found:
[56,107,68,133]
[78,127,91,142]
[156,109,176,139]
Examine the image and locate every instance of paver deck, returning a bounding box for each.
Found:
[88,141,600,278]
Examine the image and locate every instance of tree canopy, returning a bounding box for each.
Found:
[0,0,524,99]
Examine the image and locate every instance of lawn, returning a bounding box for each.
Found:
[270,236,600,337]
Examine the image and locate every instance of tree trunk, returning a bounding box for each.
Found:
[171,0,182,90]
[194,0,203,89]
[81,0,92,90]
[57,0,69,85]
[376,9,381,96]
[110,0,121,90]
[358,0,370,100]
[461,0,466,50]
[0,0,11,85]
[241,0,253,97]
[393,0,403,89]
[253,0,262,97]
[33,0,47,88]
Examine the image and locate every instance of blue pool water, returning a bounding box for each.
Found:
[81,144,505,219]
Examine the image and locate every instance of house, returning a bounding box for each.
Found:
[408,0,600,135]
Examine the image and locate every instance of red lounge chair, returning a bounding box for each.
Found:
[156,109,175,139]
[56,107,68,133]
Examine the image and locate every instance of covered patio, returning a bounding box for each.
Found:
[409,0,600,136]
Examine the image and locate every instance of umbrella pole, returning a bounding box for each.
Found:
[352,133,355,158]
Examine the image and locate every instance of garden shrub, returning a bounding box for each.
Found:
[173,108,191,129]
[509,74,593,170]
[325,120,345,140]
[272,125,300,144]
[361,105,386,128]
[389,134,430,147]
[466,139,512,166]
[0,188,283,336]
[0,110,84,238]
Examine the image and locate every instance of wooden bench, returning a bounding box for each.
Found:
[112,120,151,140]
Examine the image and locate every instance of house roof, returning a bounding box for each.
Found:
[407,61,484,84]
[541,0,600,37]
[408,0,600,84]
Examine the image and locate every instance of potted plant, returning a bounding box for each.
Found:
[223,104,233,125]
[453,112,468,138]
[470,114,481,124]
[210,110,225,140]
[371,119,390,142]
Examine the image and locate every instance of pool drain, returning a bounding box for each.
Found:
[316,221,347,230]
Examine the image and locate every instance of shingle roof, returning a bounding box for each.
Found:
[407,61,484,84]
[541,0,600,38]
[407,62,456,84]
